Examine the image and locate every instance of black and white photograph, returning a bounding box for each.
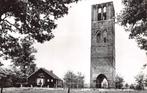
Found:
[0,0,147,93]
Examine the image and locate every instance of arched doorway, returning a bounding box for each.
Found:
[96,74,108,88]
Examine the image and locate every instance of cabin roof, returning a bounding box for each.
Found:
[28,68,62,80]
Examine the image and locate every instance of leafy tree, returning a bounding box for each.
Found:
[135,74,144,90]
[0,0,79,65]
[76,72,84,88]
[124,83,129,88]
[2,66,29,87]
[64,71,77,88]
[117,0,147,52]
[11,38,36,76]
[130,84,135,89]
[63,71,84,88]
[0,67,7,93]
[0,62,3,67]
[3,37,37,78]
[9,66,25,87]
[144,78,147,87]
[115,75,124,89]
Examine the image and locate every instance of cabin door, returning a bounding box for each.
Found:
[37,78,44,86]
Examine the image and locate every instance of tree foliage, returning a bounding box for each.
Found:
[117,0,147,51]
[115,75,124,89]
[0,67,27,88]
[10,38,36,75]
[0,0,79,42]
[1,37,37,77]
[135,73,144,90]
[0,0,79,65]
[63,71,84,88]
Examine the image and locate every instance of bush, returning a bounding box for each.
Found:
[115,75,124,89]
[130,84,135,89]
[135,84,144,90]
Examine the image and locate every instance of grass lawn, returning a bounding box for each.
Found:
[2,88,147,93]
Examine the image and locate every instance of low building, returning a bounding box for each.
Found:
[0,67,7,78]
[0,67,7,88]
[28,68,63,87]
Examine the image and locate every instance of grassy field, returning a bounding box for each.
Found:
[2,88,147,93]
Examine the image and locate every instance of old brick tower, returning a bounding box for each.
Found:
[90,2,115,88]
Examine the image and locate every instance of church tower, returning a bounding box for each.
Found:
[90,2,115,88]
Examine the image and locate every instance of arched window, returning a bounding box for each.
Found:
[96,32,101,43]
[98,8,102,13]
[98,8,102,21]
[103,7,106,13]
[103,7,107,20]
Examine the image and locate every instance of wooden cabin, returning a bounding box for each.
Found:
[28,68,63,87]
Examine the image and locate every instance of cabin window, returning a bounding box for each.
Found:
[47,79,50,82]
[51,79,53,82]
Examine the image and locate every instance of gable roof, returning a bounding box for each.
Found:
[28,68,62,80]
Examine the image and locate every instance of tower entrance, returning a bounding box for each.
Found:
[96,74,108,88]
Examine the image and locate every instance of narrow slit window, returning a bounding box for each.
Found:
[96,33,101,43]
[103,30,107,43]
[104,37,106,43]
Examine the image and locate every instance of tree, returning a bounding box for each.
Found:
[9,66,25,87]
[115,75,124,89]
[130,84,135,89]
[0,62,3,67]
[135,74,144,90]
[1,66,31,87]
[11,38,36,76]
[0,67,7,93]
[0,0,79,64]
[144,78,147,87]
[64,71,76,88]
[76,72,84,88]
[117,0,147,52]
[124,83,129,89]
[63,71,84,88]
[2,37,37,76]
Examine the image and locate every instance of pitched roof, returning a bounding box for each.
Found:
[28,68,62,80]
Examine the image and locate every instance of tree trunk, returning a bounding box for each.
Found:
[67,87,70,93]
[0,87,3,93]
[0,78,3,93]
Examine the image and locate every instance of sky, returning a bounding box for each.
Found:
[3,0,147,85]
